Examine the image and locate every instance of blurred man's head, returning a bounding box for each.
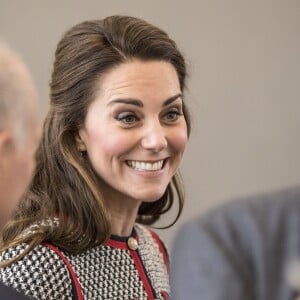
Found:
[0,43,41,230]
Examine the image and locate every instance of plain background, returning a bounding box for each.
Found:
[1,0,299,247]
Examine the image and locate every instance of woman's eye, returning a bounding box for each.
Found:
[163,110,182,122]
[115,113,138,124]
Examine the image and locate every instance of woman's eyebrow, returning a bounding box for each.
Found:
[163,93,183,106]
[108,98,143,107]
[108,93,183,107]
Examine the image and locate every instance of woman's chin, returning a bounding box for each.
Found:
[136,192,165,203]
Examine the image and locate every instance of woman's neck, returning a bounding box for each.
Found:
[106,198,141,237]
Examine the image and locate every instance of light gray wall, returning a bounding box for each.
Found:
[1,0,300,247]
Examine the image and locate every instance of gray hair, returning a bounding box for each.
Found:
[0,42,39,148]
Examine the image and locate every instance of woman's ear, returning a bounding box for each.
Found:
[75,130,87,152]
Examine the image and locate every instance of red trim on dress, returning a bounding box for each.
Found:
[130,250,155,300]
[161,290,170,299]
[42,243,84,300]
[148,229,170,273]
[105,239,129,249]
[105,233,155,299]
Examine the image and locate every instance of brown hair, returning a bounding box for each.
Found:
[1,15,191,260]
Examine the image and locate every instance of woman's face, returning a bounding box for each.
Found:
[77,60,188,204]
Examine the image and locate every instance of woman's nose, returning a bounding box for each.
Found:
[141,122,167,152]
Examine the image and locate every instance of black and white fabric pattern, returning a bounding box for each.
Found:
[0,224,169,300]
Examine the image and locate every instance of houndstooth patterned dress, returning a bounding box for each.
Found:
[0,224,170,300]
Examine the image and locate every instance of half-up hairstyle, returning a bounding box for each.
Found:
[1,15,191,262]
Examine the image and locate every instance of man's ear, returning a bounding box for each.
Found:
[0,129,14,155]
[0,129,14,171]
[75,130,87,152]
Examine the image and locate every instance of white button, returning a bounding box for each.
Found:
[127,237,138,250]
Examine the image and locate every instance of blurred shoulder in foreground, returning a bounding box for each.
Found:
[171,185,300,300]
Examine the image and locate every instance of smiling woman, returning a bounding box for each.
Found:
[0,15,191,300]
[77,60,188,210]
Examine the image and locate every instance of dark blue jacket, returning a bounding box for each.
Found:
[0,282,30,299]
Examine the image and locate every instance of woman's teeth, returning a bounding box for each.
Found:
[127,160,164,171]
